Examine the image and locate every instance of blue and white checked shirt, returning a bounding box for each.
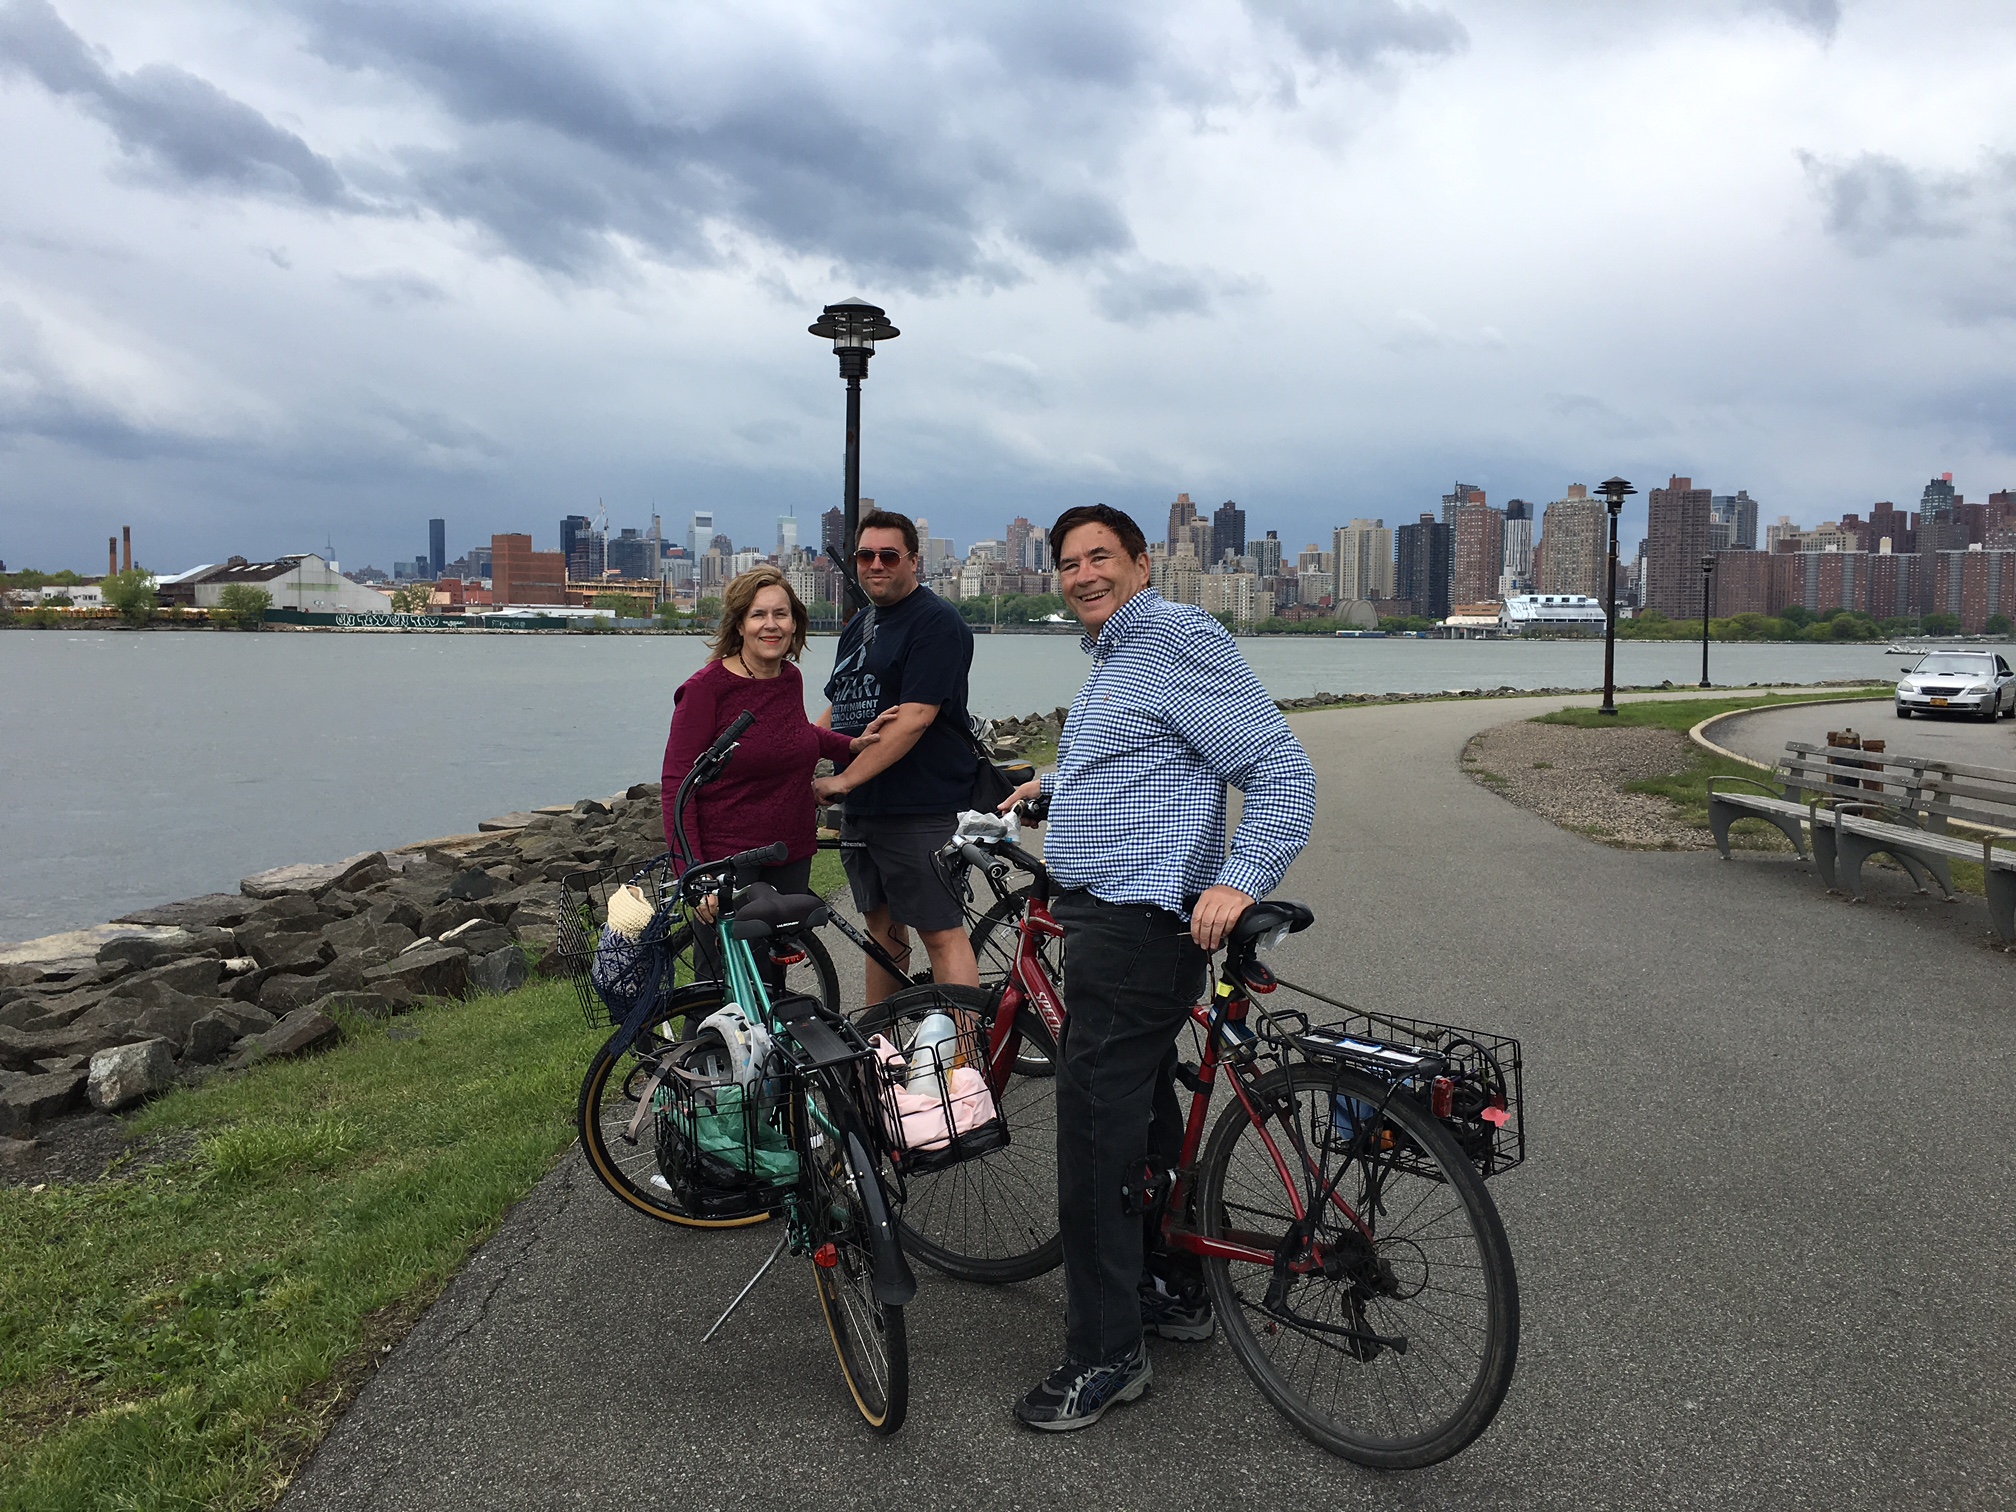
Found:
[1040,589,1316,916]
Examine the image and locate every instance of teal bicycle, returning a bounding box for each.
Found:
[572,713,917,1431]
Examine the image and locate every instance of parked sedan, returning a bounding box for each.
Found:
[1896,650,2016,720]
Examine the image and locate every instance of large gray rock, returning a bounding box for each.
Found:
[183,1011,243,1065]
[252,894,329,925]
[87,1039,176,1111]
[228,1007,341,1067]
[104,957,225,1006]
[0,1019,149,1071]
[333,853,391,892]
[320,917,418,960]
[361,942,469,1001]
[439,919,516,958]
[112,893,254,930]
[95,931,198,971]
[233,924,333,975]
[466,945,528,997]
[365,897,423,932]
[477,812,538,832]
[417,900,488,939]
[132,991,233,1051]
[447,867,497,901]
[0,1069,85,1135]
[258,972,335,1016]
[241,854,382,899]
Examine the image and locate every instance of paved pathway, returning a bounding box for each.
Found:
[1716,696,2016,770]
[283,694,2016,1512]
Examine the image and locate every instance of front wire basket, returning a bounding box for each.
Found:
[654,1039,797,1220]
[861,996,1010,1177]
[556,853,684,1028]
[1261,977,1524,1180]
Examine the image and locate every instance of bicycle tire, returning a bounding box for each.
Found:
[1196,1061,1519,1469]
[967,887,1061,1080]
[857,983,1064,1284]
[573,929,838,1225]
[802,1083,909,1433]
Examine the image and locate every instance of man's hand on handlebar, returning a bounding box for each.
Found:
[997,778,1042,816]
[1189,884,1254,952]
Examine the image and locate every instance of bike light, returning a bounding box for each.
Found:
[771,949,806,966]
[1430,1077,1453,1119]
[814,1243,839,1269]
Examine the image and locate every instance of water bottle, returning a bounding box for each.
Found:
[906,1012,960,1094]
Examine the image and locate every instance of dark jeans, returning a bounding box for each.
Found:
[1052,888,1209,1366]
[694,856,814,996]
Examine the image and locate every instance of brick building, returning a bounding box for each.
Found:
[491,534,568,606]
[1643,475,1713,618]
[1537,486,1606,600]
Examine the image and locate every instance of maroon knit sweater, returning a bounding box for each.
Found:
[660,659,855,866]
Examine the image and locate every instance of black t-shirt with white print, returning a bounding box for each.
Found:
[825,585,976,816]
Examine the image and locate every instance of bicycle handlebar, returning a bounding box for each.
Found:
[706,709,756,762]
[729,841,788,877]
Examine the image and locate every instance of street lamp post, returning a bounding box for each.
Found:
[1699,553,1717,688]
[808,298,899,614]
[1596,476,1636,716]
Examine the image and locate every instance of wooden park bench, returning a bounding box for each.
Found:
[1820,760,2016,942]
[1709,742,2016,941]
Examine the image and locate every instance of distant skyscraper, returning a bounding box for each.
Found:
[428,518,445,580]
[1253,531,1283,578]
[1917,473,1959,610]
[1442,486,1504,605]
[1711,492,1759,552]
[1212,501,1247,562]
[1643,475,1713,618]
[607,528,652,580]
[1500,500,1533,594]
[1167,493,1199,552]
[560,514,604,581]
[1395,513,1453,619]
[1538,485,1606,599]
[1006,516,1033,570]
[777,512,799,559]
[689,511,715,562]
[1332,520,1394,602]
[821,507,844,560]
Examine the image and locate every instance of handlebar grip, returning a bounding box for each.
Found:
[706,709,756,762]
[960,843,994,873]
[729,841,788,881]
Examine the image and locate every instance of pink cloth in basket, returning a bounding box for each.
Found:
[870,1035,998,1152]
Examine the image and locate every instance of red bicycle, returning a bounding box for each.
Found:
[869,813,1523,1469]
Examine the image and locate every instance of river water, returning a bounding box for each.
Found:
[1,629,1902,942]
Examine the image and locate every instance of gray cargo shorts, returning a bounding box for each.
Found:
[838,812,964,933]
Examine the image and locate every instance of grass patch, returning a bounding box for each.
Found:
[1535,687,1887,733]
[0,978,601,1511]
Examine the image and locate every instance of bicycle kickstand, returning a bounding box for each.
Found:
[701,1234,788,1343]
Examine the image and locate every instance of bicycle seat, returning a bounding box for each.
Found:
[729,883,830,939]
[1230,899,1314,946]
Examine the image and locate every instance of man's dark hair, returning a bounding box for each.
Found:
[855,509,920,555]
[1050,504,1148,565]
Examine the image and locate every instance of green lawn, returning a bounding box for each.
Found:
[0,980,602,1511]
[1534,687,1889,734]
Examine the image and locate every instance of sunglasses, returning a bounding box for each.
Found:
[853,547,908,566]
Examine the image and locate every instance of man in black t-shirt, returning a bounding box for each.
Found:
[816,510,981,1003]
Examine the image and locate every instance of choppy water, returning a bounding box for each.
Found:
[1,628,1901,941]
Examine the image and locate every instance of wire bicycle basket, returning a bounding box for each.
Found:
[556,853,684,1028]
[1262,979,1525,1180]
[653,1037,798,1220]
[862,998,1010,1178]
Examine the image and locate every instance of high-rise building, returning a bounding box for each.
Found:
[1167,493,1198,552]
[1253,531,1283,577]
[776,513,798,559]
[1500,500,1533,596]
[1212,501,1247,562]
[1395,514,1453,619]
[689,511,716,562]
[1537,486,1606,599]
[490,534,568,606]
[607,528,653,580]
[1006,517,1033,571]
[560,515,592,579]
[1868,501,1912,554]
[428,518,445,580]
[1332,520,1395,603]
[1153,547,1203,607]
[1917,474,1960,611]
[821,507,844,560]
[1643,475,1713,618]
[1711,492,1759,551]
[1445,490,1505,605]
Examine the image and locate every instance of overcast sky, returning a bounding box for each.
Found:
[3,0,2013,575]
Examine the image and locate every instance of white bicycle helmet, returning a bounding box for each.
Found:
[690,1004,775,1095]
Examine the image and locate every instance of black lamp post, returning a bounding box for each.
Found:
[808,298,899,614]
[1597,476,1636,716]
[1699,553,1717,688]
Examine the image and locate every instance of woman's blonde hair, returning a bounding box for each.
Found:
[711,565,810,663]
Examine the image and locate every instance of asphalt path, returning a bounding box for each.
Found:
[1717,697,2016,771]
[283,693,2016,1512]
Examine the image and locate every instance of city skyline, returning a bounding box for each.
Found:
[2,5,2013,575]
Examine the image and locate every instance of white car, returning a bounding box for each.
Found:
[1895,650,2016,720]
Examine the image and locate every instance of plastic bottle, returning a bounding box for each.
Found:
[906,1012,960,1094]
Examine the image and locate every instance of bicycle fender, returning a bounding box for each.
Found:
[845,1130,918,1307]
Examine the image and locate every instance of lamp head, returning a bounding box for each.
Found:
[1701,554,1716,573]
[1597,476,1636,515]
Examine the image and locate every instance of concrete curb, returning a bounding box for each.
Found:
[1689,693,1890,771]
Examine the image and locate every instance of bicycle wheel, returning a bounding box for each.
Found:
[1196,1062,1519,1469]
[967,887,1060,1080]
[858,983,1063,1284]
[801,1081,909,1433]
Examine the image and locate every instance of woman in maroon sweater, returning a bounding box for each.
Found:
[661,566,879,908]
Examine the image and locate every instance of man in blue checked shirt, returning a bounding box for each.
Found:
[1000,503,1315,1433]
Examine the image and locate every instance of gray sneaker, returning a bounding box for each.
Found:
[1139,1276,1215,1341]
[1013,1347,1152,1431]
